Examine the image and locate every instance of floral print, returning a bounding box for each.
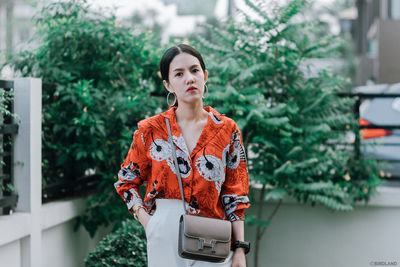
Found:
[149,134,171,161]
[166,149,192,178]
[195,148,225,194]
[118,161,140,181]
[114,106,250,221]
[185,195,200,215]
[224,129,247,170]
[222,194,250,221]
[124,188,142,210]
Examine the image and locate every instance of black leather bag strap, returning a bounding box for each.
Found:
[165,117,188,214]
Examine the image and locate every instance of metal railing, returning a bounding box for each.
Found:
[42,173,102,202]
[338,90,400,179]
[0,80,19,215]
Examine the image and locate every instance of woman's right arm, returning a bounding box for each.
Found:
[114,127,151,222]
[133,203,152,229]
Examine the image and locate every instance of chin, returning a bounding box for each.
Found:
[180,96,203,105]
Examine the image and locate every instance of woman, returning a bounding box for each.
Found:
[115,44,250,267]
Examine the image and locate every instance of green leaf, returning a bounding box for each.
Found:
[262,117,290,127]
[245,215,271,227]
[265,188,286,201]
[308,194,353,211]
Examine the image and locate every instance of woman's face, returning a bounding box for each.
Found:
[163,52,208,106]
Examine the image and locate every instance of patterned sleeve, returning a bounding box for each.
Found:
[221,121,251,222]
[114,125,150,214]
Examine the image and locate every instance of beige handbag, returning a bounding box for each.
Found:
[165,118,232,263]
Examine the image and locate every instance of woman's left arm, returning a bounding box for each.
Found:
[232,220,247,267]
[220,121,251,267]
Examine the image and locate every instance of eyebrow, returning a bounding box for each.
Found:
[173,64,200,72]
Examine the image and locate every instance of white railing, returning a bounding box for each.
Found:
[0,78,110,267]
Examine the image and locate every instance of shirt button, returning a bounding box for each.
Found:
[186,183,190,186]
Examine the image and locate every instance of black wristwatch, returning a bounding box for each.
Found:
[233,241,250,254]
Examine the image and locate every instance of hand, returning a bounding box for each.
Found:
[137,208,151,230]
[232,248,246,267]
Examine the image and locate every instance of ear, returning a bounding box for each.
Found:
[204,69,208,83]
[163,80,172,93]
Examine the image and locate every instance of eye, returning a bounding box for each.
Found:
[192,68,199,73]
[175,72,182,77]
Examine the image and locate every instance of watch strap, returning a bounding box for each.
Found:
[233,241,250,254]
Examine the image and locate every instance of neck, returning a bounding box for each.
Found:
[175,101,208,123]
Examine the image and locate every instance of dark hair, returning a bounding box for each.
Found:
[160,44,206,83]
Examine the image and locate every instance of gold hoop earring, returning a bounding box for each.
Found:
[203,84,209,99]
[167,92,177,107]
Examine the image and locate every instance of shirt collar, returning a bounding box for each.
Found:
[160,106,225,157]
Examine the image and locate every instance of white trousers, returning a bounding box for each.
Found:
[146,199,234,267]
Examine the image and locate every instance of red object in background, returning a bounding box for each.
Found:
[360,118,392,139]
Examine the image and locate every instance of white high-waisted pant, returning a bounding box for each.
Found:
[146,199,234,267]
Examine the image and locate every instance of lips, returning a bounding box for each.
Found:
[186,86,197,92]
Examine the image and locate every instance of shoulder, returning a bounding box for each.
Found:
[137,106,178,132]
[207,106,239,131]
[137,113,165,133]
[221,115,238,129]
[132,114,165,148]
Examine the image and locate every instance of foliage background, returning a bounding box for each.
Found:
[193,0,381,264]
[198,0,380,209]
[0,88,18,194]
[84,218,147,267]
[7,0,168,235]
[5,0,382,265]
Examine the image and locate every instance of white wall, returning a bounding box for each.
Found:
[40,203,112,267]
[4,190,399,267]
[0,240,21,267]
[0,78,112,267]
[245,186,400,267]
[0,199,112,267]
[41,219,107,267]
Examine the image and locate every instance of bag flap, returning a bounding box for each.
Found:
[182,214,231,243]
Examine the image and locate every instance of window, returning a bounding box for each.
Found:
[390,0,400,19]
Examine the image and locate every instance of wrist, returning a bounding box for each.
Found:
[234,247,246,255]
[133,204,146,221]
[133,203,144,212]
[232,240,250,255]
[137,208,146,222]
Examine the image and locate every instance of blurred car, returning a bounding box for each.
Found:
[354,82,400,179]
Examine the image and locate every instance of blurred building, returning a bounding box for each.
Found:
[352,0,400,85]
[0,0,14,62]
[0,0,36,63]
[0,0,226,62]
[161,0,217,17]
[157,0,226,43]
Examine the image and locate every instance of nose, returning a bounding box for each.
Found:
[185,71,195,84]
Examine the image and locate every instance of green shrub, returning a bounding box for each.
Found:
[85,219,147,267]
[0,88,18,198]
[196,0,381,265]
[200,0,381,210]
[7,0,166,235]
[10,0,163,186]
[199,0,380,209]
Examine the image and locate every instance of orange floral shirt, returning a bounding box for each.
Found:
[114,106,250,221]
